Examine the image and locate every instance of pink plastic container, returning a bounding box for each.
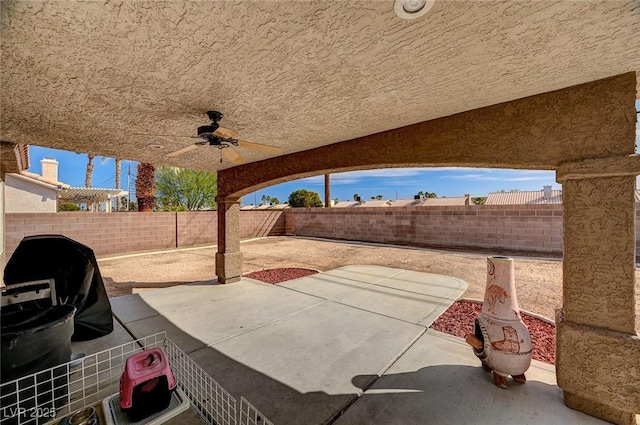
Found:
[119,348,177,420]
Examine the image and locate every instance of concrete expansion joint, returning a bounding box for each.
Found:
[556,154,640,182]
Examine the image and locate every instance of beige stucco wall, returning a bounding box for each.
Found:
[5,174,58,213]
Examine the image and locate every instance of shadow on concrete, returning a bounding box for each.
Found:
[105,286,606,425]
[110,290,356,425]
[102,277,220,297]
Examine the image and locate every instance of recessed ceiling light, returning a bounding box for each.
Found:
[404,0,426,13]
[394,0,435,20]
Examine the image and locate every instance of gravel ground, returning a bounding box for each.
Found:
[98,236,564,319]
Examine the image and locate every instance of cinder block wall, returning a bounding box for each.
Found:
[5,211,285,258]
[240,211,285,238]
[284,205,566,256]
[4,212,177,257]
[176,212,216,247]
[6,206,639,258]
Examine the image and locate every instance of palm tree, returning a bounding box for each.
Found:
[84,154,95,211]
[85,154,95,187]
[114,158,121,211]
[135,163,156,212]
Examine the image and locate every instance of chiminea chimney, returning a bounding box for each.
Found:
[41,157,59,183]
[465,194,471,205]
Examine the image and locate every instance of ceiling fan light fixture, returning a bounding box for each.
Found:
[394,0,434,20]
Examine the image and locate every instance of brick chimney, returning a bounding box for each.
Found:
[41,157,59,183]
[543,185,552,199]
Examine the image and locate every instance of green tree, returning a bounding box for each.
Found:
[156,166,218,211]
[472,197,486,205]
[424,192,437,198]
[288,189,323,207]
[58,202,80,211]
[119,197,137,211]
[260,195,280,205]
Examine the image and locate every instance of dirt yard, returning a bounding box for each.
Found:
[98,236,564,319]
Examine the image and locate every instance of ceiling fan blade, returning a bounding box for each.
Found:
[236,140,283,154]
[165,144,200,158]
[214,127,238,138]
[221,147,244,164]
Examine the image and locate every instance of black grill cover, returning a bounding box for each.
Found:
[4,235,113,341]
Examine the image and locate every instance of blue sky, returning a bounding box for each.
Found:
[26,100,640,204]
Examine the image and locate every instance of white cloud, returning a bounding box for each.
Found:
[446,170,554,182]
[299,167,555,185]
[298,168,427,185]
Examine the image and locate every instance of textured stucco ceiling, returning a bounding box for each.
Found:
[1,0,639,172]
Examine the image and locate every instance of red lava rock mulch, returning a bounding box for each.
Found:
[430,300,556,365]
[243,267,319,284]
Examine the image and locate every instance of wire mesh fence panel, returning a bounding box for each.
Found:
[239,397,274,425]
[0,333,164,425]
[163,339,237,425]
[1,332,273,425]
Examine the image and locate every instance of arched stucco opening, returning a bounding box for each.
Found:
[215,73,640,423]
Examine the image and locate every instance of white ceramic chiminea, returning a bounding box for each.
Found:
[466,256,532,388]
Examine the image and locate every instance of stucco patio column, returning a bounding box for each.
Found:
[556,156,640,425]
[215,197,242,284]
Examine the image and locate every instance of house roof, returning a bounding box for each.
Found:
[332,201,360,208]
[355,200,392,207]
[8,171,70,191]
[271,204,290,209]
[59,188,128,203]
[418,197,469,206]
[242,203,290,210]
[389,199,421,207]
[485,190,563,205]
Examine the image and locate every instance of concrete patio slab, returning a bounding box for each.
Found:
[109,294,161,323]
[279,273,371,299]
[321,265,405,284]
[334,329,607,425]
[107,265,592,425]
[111,279,325,349]
[192,300,426,425]
[373,269,469,298]
[71,318,135,356]
[119,313,209,354]
[332,284,460,326]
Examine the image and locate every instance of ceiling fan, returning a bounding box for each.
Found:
[139,111,283,164]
